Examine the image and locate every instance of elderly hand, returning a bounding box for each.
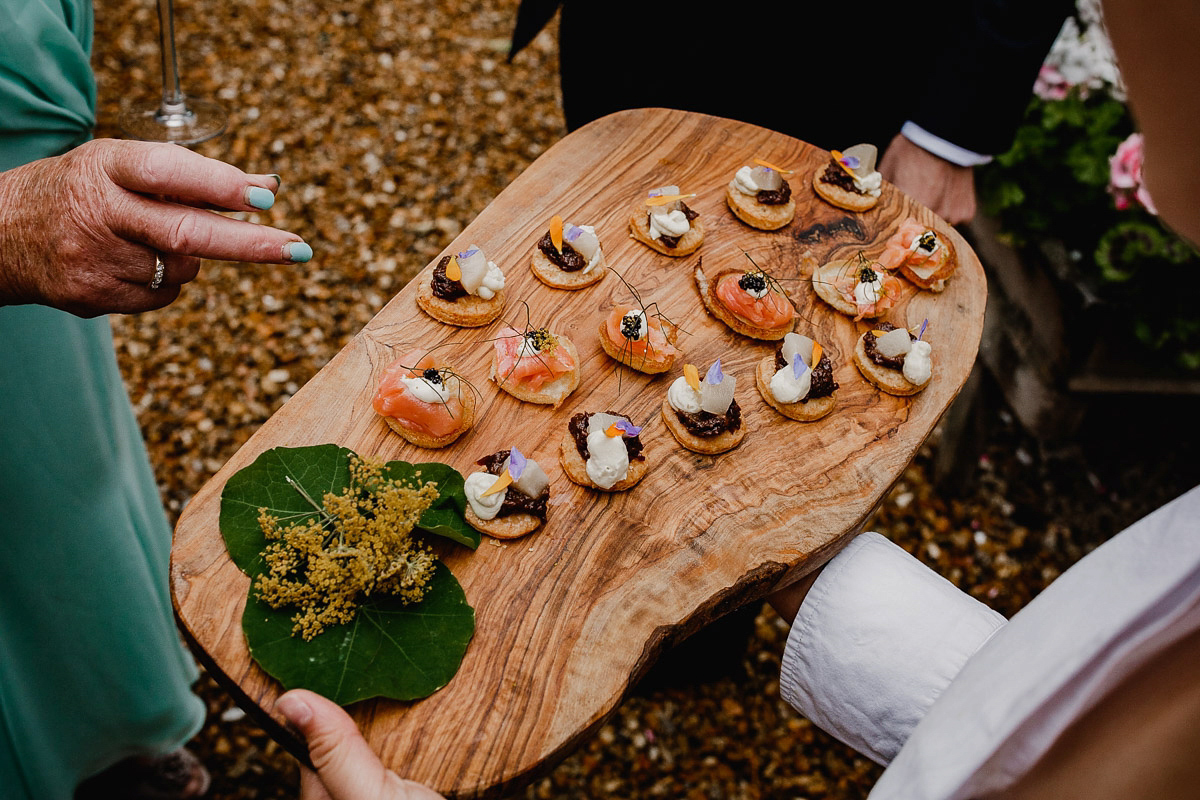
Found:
[0,138,312,317]
[879,133,977,226]
[276,689,447,800]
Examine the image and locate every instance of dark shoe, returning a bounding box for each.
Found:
[75,748,211,800]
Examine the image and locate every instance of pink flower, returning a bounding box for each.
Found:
[1033,64,1070,101]
[1108,133,1157,215]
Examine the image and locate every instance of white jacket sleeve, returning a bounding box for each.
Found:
[778,532,1006,765]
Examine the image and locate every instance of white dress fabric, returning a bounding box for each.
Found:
[778,484,1200,799]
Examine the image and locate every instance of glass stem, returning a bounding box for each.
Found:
[156,0,187,113]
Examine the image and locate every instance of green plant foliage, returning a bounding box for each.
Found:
[219,444,477,703]
[978,88,1200,370]
[242,561,474,704]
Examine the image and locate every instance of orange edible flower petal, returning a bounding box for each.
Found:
[645,193,697,207]
[811,342,823,367]
[753,158,794,177]
[549,214,563,253]
[480,470,513,498]
[829,150,858,179]
[445,255,462,282]
[683,363,701,392]
[604,422,624,438]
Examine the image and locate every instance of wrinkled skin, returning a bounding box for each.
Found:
[0,138,308,317]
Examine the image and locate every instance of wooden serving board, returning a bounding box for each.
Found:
[172,108,986,797]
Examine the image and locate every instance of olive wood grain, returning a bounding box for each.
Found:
[171,107,987,797]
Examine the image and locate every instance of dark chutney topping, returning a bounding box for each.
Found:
[536,231,588,272]
[655,202,700,249]
[675,398,742,437]
[819,161,862,194]
[431,255,468,301]
[475,449,548,520]
[863,321,915,370]
[774,347,839,401]
[568,412,645,462]
[756,177,792,206]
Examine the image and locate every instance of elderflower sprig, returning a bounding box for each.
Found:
[254,455,441,640]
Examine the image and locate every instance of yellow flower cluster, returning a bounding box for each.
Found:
[255,456,440,640]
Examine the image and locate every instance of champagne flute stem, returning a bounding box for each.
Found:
[156,0,186,113]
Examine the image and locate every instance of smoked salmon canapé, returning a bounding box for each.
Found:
[695,261,796,340]
[877,219,958,292]
[373,350,477,448]
[812,256,906,321]
[490,326,581,407]
[598,304,680,375]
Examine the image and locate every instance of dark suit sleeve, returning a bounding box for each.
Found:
[509,0,562,61]
[907,0,1074,155]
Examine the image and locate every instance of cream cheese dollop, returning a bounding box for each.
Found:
[399,374,452,405]
[853,171,883,197]
[476,261,506,300]
[667,376,703,413]
[903,340,933,386]
[463,472,506,520]
[585,430,630,489]
[648,208,690,240]
[732,166,759,195]
[770,358,812,404]
[854,275,884,306]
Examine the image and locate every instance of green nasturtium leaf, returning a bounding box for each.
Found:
[241,562,474,704]
[218,444,477,704]
[384,459,478,549]
[220,444,356,574]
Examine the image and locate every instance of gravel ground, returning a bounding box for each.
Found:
[88,0,1200,797]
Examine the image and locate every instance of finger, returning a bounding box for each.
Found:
[101,139,283,212]
[109,194,312,264]
[276,689,397,800]
[299,766,335,800]
[159,252,202,286]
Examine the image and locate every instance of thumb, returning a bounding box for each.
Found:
[277,689,440,800]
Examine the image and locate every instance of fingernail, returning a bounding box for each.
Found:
[268,174,282,191]
[247,186,275,210]
[276,693,313,728]
[285,241,313,263]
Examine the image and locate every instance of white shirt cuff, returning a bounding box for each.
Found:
[778,532,1006,765]
[900,121,994,167]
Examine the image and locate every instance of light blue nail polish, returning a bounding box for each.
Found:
[286,242,313,263]
[247,186,275,210]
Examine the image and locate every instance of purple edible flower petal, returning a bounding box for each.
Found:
[705,359,724,385]
[565,224,582,242]
[841,155,861,169]
[458,247,479,259]
[918,318,929,341]
[792,352,809,379]
[615,419,643,437]
[508,446,527,481]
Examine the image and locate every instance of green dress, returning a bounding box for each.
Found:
[0,2,206,798]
